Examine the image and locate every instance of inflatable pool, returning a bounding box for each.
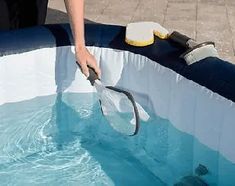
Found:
[0,23,235,185]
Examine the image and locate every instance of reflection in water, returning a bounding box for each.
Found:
[51,93,78,149]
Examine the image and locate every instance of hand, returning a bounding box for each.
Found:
[75,46,101,78]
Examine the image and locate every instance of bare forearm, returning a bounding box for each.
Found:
[64,0,85,48]
[64,0,100,77]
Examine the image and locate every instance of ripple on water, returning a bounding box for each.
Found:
[0,94,114,185]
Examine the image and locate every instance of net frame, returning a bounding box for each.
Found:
[99,86,140,136]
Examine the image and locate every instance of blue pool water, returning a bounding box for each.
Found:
[0,93,235,186]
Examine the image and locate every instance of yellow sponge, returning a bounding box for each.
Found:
[125,22,169,47]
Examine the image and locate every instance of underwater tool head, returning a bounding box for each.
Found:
[86,66,149,136]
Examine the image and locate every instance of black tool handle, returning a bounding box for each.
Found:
[87,66,99,86]
[169,31,191,48]
[76,62,99,86]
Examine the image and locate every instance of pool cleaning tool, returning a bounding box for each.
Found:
[174,164,209,186]
[125,22,218,65]
[87,66,149,136]
[125,22,169,47]
[195,164,209,176]
[168,31,219,65]
[174,175,208,186]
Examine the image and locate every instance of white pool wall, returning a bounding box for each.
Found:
[0,46,234,165]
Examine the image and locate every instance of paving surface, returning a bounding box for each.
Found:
[47,0,235,63]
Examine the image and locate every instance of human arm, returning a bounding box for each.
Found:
[64,0,101,77]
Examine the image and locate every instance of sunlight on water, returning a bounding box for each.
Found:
[0,93,235,186]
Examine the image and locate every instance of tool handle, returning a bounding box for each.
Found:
[76,62,99,86]
[87,66,99,86]
[169,31,191,48]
